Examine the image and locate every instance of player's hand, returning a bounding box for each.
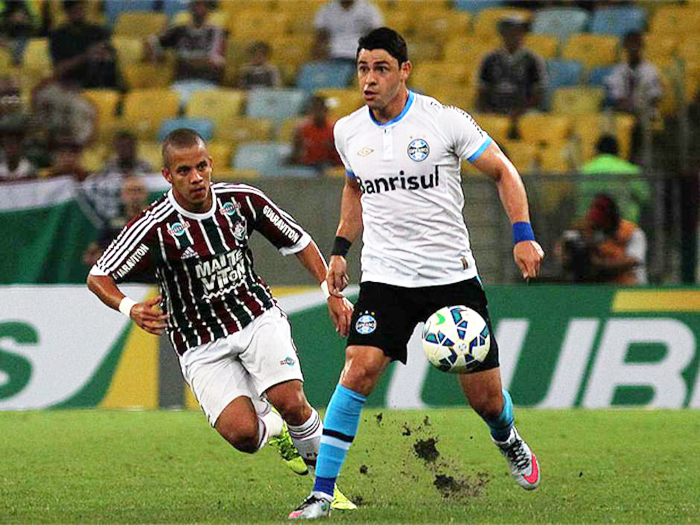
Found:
[327,256,350,296]
[130,296,168,336]
[327,295,353,337]
[513,240,544,279]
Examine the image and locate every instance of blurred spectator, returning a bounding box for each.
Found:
[49,0,121,90]
[576,134,650,223]
[556,193,647,285]
[145,0,227,106]
[0,76,23,118]
[99,130,154,177]
[0,0,37,63]
[39,127,90,180]
[238,41,282,90]
[0,115,36,181]
[313,0,383,64]
[477,16,547,135]
[83,176,149,267]
[288,95,341,172]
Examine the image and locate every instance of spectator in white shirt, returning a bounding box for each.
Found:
[313,0,383,64]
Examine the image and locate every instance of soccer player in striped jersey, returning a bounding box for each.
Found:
[289,28,545,519]
[86,128,356,510]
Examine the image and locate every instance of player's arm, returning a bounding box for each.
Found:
[327,176,363,295]
[471,142,544,279]
[87,273,167,336]
[294,240,353,337]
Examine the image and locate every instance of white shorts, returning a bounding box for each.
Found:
[179,306,304,427]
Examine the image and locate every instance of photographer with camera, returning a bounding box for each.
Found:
[556,193,647,285]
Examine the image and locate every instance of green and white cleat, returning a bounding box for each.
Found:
[288,493,331,520]
[331,485,357,511]
[269,421,309,476]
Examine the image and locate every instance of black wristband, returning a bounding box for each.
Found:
[331,236,352,257]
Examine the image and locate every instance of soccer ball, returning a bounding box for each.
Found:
[421,305,491,373]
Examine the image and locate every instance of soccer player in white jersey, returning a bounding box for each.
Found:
[86,128,357,511]
[289,28,545,519]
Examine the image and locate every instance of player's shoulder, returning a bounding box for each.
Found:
[124,192,173,230]
[212,181,270,202]
[334,105,369,136]
[413,92,473,121]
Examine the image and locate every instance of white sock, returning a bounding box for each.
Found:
[251,398,284,451]
[287,408,322,471]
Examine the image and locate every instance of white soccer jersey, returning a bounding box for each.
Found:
[334,91,493,287]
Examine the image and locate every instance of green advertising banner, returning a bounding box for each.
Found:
[1,286,699,410]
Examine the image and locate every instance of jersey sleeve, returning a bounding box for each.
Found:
[244,190,311,255]
[333,119,355,178]
[442,106,493,163]
[90,212,155,282]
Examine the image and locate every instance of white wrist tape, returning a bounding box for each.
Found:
[119,297,137,318]
[320,281,331,300]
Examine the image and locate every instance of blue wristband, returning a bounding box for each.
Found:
[513,222,535,244]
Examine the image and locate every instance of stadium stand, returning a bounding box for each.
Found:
[531,8,589,41]
[589,6,647,37]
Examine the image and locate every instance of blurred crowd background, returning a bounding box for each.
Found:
[0,0,698,286]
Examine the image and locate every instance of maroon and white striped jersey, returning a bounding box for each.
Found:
[91,182,311,355]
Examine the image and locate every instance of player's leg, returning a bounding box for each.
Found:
[459,368,541,490]
[214,395,281,453]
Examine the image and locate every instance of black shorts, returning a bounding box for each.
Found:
[347,278,500,371]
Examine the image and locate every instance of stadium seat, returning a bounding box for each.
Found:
[122,63,174,90]
[649,5,700,36]
[677,37,700,64]
[114,12,167,39]
[206,141,233,168]
[471,113,511,144]
[410,62,471,95]
[277,117,305,144]
[22,37,51,75]
[214,168,261,181]
[523,34,559,60]
[170,9,228,28]
[531,8,589,41]
[550,87,605,115]
[82,143,108,172]
[162,0,189,19]
[405,39,443,63]
[103,0,156,26]
[157,118,214,142]
[518,113,571,147]
[443,36,499,64]
[122,89,180,140]
[277,0,326,35]
[212,117,274,145]
[453,0,503,14]
[314,88,364,122]
[82,89,121,141]
[643,34,677,63]
[500,140,538,174]
[546,59,584,89]
[589,6,646,37]
[185,88,246,126]
[138,141,165,169]
[586,65,616,87]
[472,8,532,38]
[229,10,289,44]
[561,34,619,70]
[232,142,293,175]
[112,37,145,65]
[296,61,356,92]
[0,47,12,70]
[410,10,472,42]
[246,88,308,126]
[573,112,635,163]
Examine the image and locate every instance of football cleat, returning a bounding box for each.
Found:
[494,428,541,490]
[288,493,332,520]
[269,419,309,476]
[331,485,357,511]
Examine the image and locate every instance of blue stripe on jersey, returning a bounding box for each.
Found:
[467,136,493,162]
[369,90,415,127]
[345,169,355,179]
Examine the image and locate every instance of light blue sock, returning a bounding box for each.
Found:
[484,389,514,442]
[313,384,367,497]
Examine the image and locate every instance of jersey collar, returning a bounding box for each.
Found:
[167,186,217,220]
[368,90,415,127]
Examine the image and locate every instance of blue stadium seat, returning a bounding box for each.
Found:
[246,88,308,126]
[453,0,503,13]
[531,8,589,41]
[157,118,214,142]
[546,59,584,89]
[296,61,355,92]
[587,65,616,87]
[232,142,292,174]
[162,0,190,19]
[590,6,646,36]
[104,0,156,26]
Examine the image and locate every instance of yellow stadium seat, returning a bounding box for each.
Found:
[207,141,234,168]
[82,143,108,172]
[277,0,327,34]
[471,113,511,145]
[325,165,347,178]
[431,84,477,112]
[185,88,246,126]
[500,140,538,174]
[171,9,228,28]
[138,141,164,169]
[213,116,274,144]
[472,8,531,37]
[112,36,145,65]
[230,11,289,44]
[83,89,121,141]
[550,87,605,115]
[410,62,471,95]
[443,36,499,65]
[573,112,635,163]
[405,39,443,62]
[562,34,619,70]
[122,89,180,140]
[22,37,51,75]
[122,62,174,90]
[214,168,261,181]
[524,34,559,60]
[269,34,315,84]
[314,88,364,121]
[407,9,472,42]
[518,113,572,147]
[114,12,167,39]
[643,34,677,63]
[677,37,700,64]
[0,47,12,70]
[650,5,700,35]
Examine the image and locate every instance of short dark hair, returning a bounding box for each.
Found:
[162,128,205,168]
[596,134,619,155]
[357,27,408,65]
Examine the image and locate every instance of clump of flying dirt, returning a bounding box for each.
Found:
[413,437,440,463]
[375,412,383,426]
[359,465,369,475]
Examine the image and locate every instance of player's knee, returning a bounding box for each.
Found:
[216,416,259,453]
[273,393,311,427]
[469,390,502,419]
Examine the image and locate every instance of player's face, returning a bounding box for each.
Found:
[162,142,213,213]
[357,48,411,115]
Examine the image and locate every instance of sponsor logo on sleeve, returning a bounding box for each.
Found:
[280,357,296,366]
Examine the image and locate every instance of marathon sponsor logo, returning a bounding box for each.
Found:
[195,250,246,298]
[167,221,190,238]
[220,201,240,216]
[280,356,296,366]
[115,243,148,279]
[262,205,300,243]
[357,166,440,195]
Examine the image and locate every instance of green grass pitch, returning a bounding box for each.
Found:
[1,408,698,524]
